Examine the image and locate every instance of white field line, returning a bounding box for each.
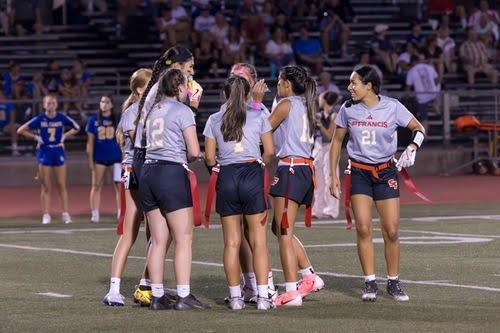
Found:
[37,292,72,298]
[304,236,493,248]
[1,242,500,293]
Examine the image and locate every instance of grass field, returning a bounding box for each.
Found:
[1,203,500,333]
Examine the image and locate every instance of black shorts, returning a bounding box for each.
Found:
[269,165,314,206]
[95,160,118,167]
[130,148,146,190]
[139,160,192,213]
[350,163,400,201]
[216,162,267,217]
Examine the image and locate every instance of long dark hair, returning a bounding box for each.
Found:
[98,95,115,127]
[133,45,193,128]
[279,65,317,136]
[221,75,250,142]
[346,65,381,107]
[155,68,186,104]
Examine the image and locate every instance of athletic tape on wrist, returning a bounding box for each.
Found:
[411,130,425,148]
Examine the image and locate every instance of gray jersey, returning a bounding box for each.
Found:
[144,98,196,164]
[335,95,413,164]
[203,103,272,165]
[119,102,139,165]
[273,96,314,159]
[134,82,159,148]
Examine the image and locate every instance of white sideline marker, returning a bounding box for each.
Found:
[37,292,72,298]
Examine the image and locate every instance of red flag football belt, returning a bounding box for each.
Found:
[182,164,202,228]
[116,165,133,235]
[343,159,432,230]
[278,157,316,229]
[204,160,269,228]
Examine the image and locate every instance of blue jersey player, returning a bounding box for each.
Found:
[330,66,426,302]
[86,95,122,223]
[17,95,80,225]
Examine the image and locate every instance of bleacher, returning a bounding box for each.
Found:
[0,0,498,154]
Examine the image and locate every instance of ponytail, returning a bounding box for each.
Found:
[304,76,317,136]
[221,75,250,142]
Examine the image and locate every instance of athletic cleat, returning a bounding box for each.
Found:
[362,280,378,302]
[102,292,125,306]
[242,285,257,303]
[269,286,278,301]
[42,213,51,225]
[273,290,302,307]
[175,294,211,310]
[298,274,325,297]
[387,279,410,302]
[62,212,72,224]
[227,296,245,310]
[90,211,99,223]
[150,295,174,310]
[133,285,152,306]
[256,296,275,310]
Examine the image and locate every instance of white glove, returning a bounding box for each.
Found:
[187,79,203,104]
[396,145,416,171]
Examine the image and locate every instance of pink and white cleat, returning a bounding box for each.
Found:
[298,274,325,298]
[273,290,302,307]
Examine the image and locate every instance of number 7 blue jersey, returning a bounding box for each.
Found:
[27,112,80,147]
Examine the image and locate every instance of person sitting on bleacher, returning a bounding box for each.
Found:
[72,58,91,108]
[370,24,398,74]
[0,88,20,156]
[2,60,25,100]
[421,35,445,84]
[459,28,498,85]
[292,25,324,75]
[436,26,457,74]
[0,0,9,36]
[405,21,426,49]
[41,59,61,95]
[11,0,42,36]
[397,43,418,83]
[265,27,295,78]
[58,68,82,113]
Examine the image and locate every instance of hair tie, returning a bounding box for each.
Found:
[165,59,172,65]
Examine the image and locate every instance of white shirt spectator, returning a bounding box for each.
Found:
[437,36,456,53]
[468,10,499,27]
[172,5,188,20]
[194,14,215,32]
[210,24,228,42]
[265,39,293,57]
[406,63,440,104]
[224,37,244,53]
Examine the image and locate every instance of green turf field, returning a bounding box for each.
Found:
[1,203,500,333]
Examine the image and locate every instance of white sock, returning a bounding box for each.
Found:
[92,210,99,218]
[109,277,120,294]
[151,283,164,298]
[139,278,150,287]
[11,143,18,150]
[299,266,315,277]
[177,285,190,298]
[387,275,399,281]
[285,282,298,292]
[243,272,257,291]
[364,274,376,282]
[229,285,241,298]
[268,271,275,290]
[257,284,268,298]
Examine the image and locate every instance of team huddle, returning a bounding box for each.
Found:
[16,45,426,310]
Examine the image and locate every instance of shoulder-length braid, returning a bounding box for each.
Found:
[279,65,316,136]
[221,75,250,142]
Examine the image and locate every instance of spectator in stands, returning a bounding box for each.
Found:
[459,28,498,85]
[11,0,42,36]
[468,0,499,27]
[455,0,476,29]
[320,0,357,23]
[426,0,454,30]
[320,9,350,58]
[72,58,91,108]
[222,25,246,66]
[293,25,324,74]
[317,71,340,95]
[421,35,445,84]
[194,31,220,79]
[406,21,426,48]
[261,2,275,29]
[42,58,61,94]
[194,6,215,34]
[265,27,295,78]
[397,43,418,82]
[406,55,440,131]
[2,60,25,100]
[370,24,398,74]
[274,12,292,37]
[0,0,10,36]
[170,0,191,42]
[354,51,384,84]
[473,13,499,47]
[241,11,266,53]
[31,72,49,98]
[437,26,457,73]
[157,5,177,50]
[210,12,229,51]
[0,88,20,156]
[58,68,82,113]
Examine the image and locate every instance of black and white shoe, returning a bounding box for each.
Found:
[361,280,378,302]
[150,295,174,310]
[387,279,410,301]
[175,294,212,310]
